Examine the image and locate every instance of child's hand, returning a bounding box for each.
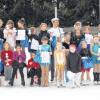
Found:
[5,60,8,63]
[19,60,22,63]
[8,59,11,61]
[5,59,11,63]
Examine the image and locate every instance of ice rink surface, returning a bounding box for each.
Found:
[0,84,100,100]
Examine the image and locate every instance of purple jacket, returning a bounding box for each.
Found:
[13,51,26,63]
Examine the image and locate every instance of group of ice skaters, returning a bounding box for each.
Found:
[0,17,100,88]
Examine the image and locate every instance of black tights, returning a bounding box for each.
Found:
[10,62,25,85]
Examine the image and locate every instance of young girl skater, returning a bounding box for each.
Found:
[27,52,41,86]
[16,18,29,64]
[91,35,100,85]
[39,23,50,45]
[54,40,66,87]
[1,42,13,86]
[39,36,52,87]
[9,44,26,86]
[80,40,92,85]
[4,20,16,49]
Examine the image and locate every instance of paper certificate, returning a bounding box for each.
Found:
[41,52,50,63]
[31,39,39,50]
[98,48,100,60]
[16,30,26,40]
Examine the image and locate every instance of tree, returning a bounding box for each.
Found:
[0,0,99,26]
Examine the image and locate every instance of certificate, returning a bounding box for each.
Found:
[31,39,39,50]
[16,30,25,40]
[98,48,100,60]
[41,52,50,63]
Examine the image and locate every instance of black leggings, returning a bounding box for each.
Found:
[11,61,25,84]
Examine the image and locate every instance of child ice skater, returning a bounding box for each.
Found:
[54,41,66,87]
[39,36,52,87]
[4,20,16,49]
[38,23,50,44]
[9,44,26,86]
[91,35,100,85]
[27,52,41,86]
[67,44,82,88]
[80,40,92,85]
[1,42,13,86]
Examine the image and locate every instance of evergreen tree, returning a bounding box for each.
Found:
[0,0,99,26]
